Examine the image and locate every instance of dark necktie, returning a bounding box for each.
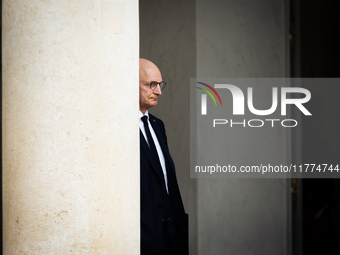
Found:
[142,115,172,196]
[141,115,159,158]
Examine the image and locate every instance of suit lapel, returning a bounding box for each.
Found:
[140,129,164,181]
[149,115,176,174]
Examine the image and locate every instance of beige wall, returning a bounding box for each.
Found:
[2,0,139,254]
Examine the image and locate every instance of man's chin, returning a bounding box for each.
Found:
[150,101,158,107]
[142,102,158,111]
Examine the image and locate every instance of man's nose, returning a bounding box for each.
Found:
[153,84,162,95]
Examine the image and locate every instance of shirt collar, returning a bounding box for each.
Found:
[139,110,149,119]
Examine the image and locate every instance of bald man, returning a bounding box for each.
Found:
[139,59,188,255]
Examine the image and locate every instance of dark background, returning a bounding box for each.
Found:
[292,0,340,254]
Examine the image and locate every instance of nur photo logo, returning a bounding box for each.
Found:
[195,80,312,128]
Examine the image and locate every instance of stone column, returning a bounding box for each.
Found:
[2,1,139,254]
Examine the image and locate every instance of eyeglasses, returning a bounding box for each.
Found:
[142,81,167,91]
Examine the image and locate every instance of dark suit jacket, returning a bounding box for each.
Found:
[140,113,188,254]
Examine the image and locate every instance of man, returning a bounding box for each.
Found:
[139,58,188,255]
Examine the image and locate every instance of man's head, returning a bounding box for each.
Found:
[139,58,163,114]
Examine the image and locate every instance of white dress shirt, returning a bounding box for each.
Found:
[139,110,168,193]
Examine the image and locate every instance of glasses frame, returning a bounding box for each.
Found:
[141,81,167,91]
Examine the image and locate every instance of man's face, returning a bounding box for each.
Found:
[139,65,162,112]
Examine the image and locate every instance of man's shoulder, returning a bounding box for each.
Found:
[149,113,165,127]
